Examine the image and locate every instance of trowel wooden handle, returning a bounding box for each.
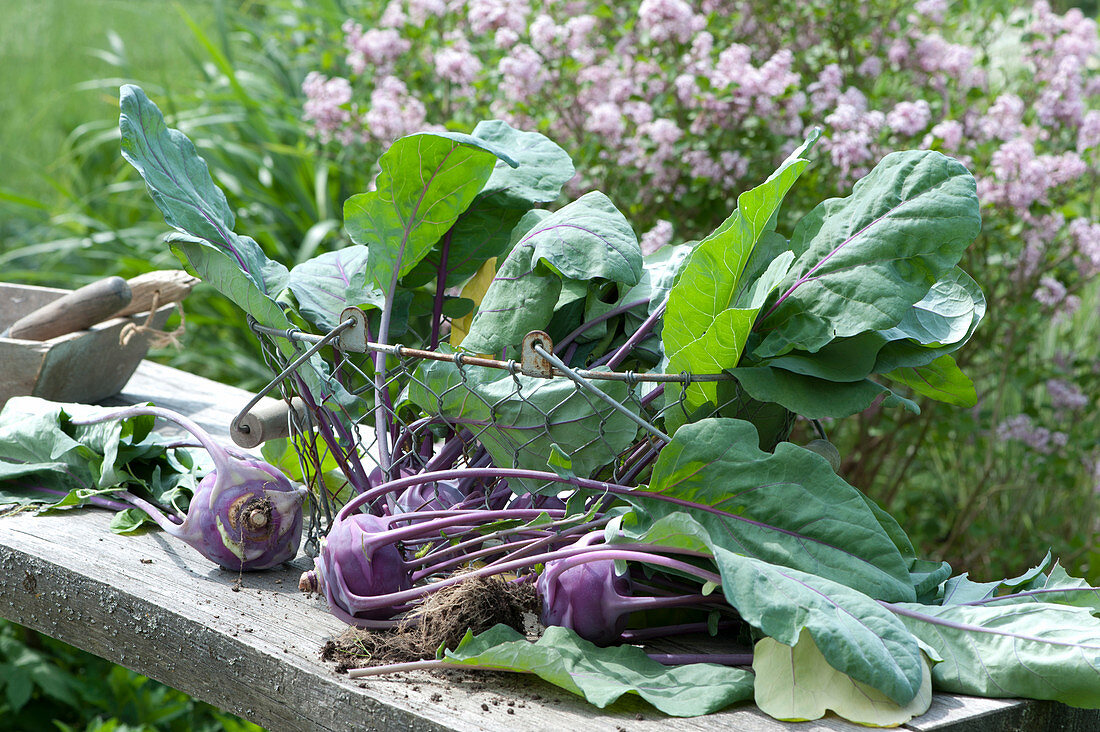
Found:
[231,397,309,449]
[2,276,132,341]
[115,270,200,317]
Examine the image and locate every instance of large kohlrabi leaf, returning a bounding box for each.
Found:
[443,624,754,716]
[0,397,202,524]
[729,366,920,420]
[286,246,383,332]
[470,119,575,207]
[754,150,981,358]
[343,131,517,295]
[637,418,915,601]
[936,552,1053,606]
[119,86,292,330]
[879,266,986,348]
[888,600,1100,707]
[753,628,933,726]
[461,192,642,354]
[406,359,640,492]
[119,85,271,289]
[616,510,923,707]
[661,134,817,421]
[405,121,575,288]
[957,561,1100,610]
[883,353,976,407]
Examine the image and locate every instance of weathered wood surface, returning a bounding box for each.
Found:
[1,360,1097,731]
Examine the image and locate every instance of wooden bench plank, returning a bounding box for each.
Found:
[1,360,1096,730]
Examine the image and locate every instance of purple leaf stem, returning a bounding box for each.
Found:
[959,587,1100,606]
[409,518,610,582]
[554,298,649,354]
[620,620,740,642]
[641,384,664,407]
[882,601,1100,650]
[293,374,373,495]
[336,544,721,615]
[28,485,134,514]
[429,229,453,350]
[599,300,666,370]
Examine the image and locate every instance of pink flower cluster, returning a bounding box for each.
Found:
[302,72,357,145]
[343,21,409,75]
[298,0,1100,292]
[996,413,1068,455]
[639,219,673,255]
[1047,378,1090,413]
[637,0,701,44]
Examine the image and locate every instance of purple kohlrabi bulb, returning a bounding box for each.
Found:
[538,555,634,646]
[183,458,307,571]
[64,404,307,573]
[299,513,411,625]
[393,479,465,514]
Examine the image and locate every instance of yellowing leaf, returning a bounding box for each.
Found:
[450,256,497,348]
[753,628,932,727]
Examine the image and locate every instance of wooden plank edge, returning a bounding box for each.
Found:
[0,537,451,731]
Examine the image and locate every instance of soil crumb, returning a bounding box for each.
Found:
[322,574,538,672]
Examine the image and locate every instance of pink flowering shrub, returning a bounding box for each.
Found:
[287,0,1100,579]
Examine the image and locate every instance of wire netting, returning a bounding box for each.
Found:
[246,311,794,554]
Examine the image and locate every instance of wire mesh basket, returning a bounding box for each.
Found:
[233,306,794,555]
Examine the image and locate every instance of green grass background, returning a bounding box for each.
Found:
[0,3,266,729]
[0,0,209,209]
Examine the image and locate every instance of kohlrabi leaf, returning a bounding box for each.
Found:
[406,359,640,492]
[405,121,575,288]
[443,624,754,717]
[960,562,1100,610]
[0,397,203,519]
[939,552,1053,605]
[623,241,696,316]
[450,257,498,348]
[757,332,889,383]
[118,86,294,331]
[640,418,915,601]
[872,266,986,378]
[343,131,516,294]
[461,192,642,353]
[753,628,932,726]
[889,600,1100,708]
[910,559,954,603]
[286,246,384,331]
[880,267,986,347]
[665,251,796,432]
[883,353,977,407]
[168,236,293,331]
[119,85,277,295]
[469,119,575,207]
[613,509,924,706]
[662,134,816,394]
[730,366,920,420]
[755,150,981,358]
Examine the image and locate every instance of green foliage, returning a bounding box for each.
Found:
[462,192,642,353]
[752,629,933,726]
[0,620,262,732]
[638,418,914,601]
[444,624,755,717]
[0,397,202,526]
[407,360,640,493]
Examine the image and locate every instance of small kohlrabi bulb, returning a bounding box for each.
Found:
[67,404,307,571]
[392,479,465,514]
[538,550,635,646]
[298,513,411,625]
[184,457,307,571]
